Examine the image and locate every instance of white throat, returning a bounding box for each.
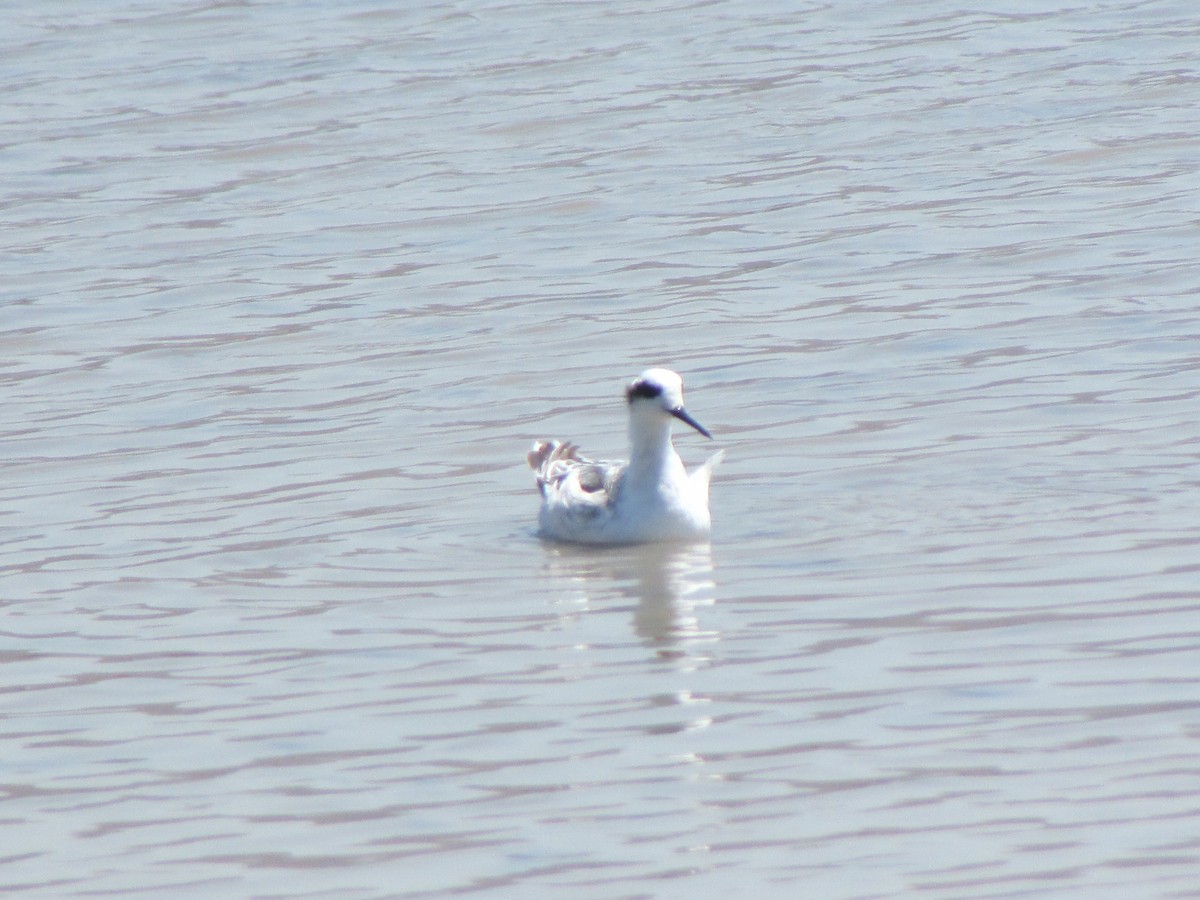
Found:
[627,404,678,474]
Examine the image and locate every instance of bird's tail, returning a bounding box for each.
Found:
[691,449,724,493]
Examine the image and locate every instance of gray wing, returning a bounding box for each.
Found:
[528,440,622,505]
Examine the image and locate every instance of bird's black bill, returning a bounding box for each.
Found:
[671,406,712,439]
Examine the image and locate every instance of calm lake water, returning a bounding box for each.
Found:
[4,1,1200,896]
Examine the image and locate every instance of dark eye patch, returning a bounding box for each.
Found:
[626,380,663,401]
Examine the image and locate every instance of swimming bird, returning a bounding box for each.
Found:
[528,368,722,544]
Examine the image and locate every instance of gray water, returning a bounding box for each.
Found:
[4,1,1200,897]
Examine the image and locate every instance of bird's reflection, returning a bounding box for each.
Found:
[541,541,718,663]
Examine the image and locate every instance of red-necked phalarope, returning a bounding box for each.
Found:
[528,368,722,544]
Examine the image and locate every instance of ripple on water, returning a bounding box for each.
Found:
[3,0,1200,896]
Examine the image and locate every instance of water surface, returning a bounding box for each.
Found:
[3,1,1200,896]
